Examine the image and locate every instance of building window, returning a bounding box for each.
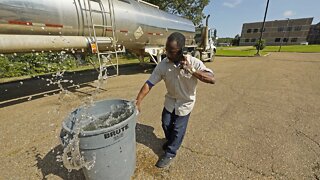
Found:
[253,29,259,33]
[247,29,252,33]
[294,26,302,31]
[251,38,256,42]
[245,39,250,42]
[283,38,288,42]
[275,38,281,42]
[287,27,292,31]
[278,27,284,32]
[291,38,298,42]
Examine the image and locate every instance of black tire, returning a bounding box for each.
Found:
[209,49,216,62]
[194,50,201,60]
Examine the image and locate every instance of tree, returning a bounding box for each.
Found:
[144,0,210,26]
[231,34,240,46]
[254,39,266,50]
[217,37,232,44]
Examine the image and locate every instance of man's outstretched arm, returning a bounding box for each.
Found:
[136,82,152,112]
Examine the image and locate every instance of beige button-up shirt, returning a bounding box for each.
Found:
[148,55,213,116]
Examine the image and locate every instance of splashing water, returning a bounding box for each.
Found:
[60,100,135,171]
[60,105,95,171]
[40,49,123,172]
[61,133,96,171]
[83,101,135,131]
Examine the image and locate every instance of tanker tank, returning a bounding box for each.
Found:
[0,0,195,54]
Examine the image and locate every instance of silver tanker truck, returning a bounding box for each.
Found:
[0,0,216,65]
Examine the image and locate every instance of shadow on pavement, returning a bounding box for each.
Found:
[0,85,96,108]
[35,145,85,180]
[0,63,154,108]
[136,123,165,158]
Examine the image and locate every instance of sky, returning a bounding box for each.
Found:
[203,0,320,38]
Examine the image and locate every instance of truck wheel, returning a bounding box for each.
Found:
[194,51,201,60]
[209,50,215,62]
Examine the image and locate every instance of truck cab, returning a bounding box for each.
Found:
[188,15,216,62]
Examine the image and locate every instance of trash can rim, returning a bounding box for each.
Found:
[62,98,137,137]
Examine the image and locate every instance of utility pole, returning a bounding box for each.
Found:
[285,20,292,46]
[256,0,270,56]
[278,18,290,52]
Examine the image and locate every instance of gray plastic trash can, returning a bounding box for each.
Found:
[60,99,137,180]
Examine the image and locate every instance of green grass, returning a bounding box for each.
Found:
[216,47,268,57]
[216,45,320,56]
[263,45,320,53]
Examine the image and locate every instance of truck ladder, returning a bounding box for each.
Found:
[85,0,120,78]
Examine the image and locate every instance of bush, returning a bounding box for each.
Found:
[0,52,78,78]
[254,39,266,50]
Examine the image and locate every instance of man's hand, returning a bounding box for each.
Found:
[180,56,215,84]
[180,56,192,72]
[135,83,152,113]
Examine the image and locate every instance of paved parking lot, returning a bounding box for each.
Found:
[0,52,320,179]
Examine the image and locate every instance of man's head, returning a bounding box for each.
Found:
[166,32,186,62]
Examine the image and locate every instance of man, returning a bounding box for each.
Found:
[136,32,215,168]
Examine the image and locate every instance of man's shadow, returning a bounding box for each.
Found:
[135,123,166,157]
[35,145,86,180]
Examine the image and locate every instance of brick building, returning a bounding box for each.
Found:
[307,22,320,44]
[240,17,313,46]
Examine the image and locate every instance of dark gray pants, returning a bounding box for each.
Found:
[161,107,190,158]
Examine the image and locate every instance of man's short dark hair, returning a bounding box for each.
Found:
[167,32,186,49]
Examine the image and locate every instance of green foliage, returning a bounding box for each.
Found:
[217,37,233,43]
[213,29,217,39]
[217,37,233,46]
[231,34,241,46]
[0,53,78,78]
[254,39,266,50]
[0,52,144,79]
[144,0,210,25]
